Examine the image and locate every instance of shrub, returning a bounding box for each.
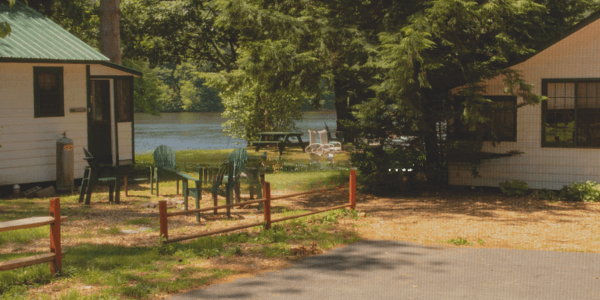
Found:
[350,145,424,193]
[499,180,529,196]
[563,181,600,202]
[534,188,557,200]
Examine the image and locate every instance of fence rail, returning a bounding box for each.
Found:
[0,198,67,275]
[159,168,357,244]
[269,185,346,201]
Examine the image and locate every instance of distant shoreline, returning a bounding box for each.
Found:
[134,110,337,114]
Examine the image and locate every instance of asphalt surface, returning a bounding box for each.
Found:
[169,240,600,300]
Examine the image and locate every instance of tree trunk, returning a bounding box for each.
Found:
[333,79,356,143]
[99,0,121,64]
[421,90,447,188]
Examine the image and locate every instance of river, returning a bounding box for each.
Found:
[133,111,337,153]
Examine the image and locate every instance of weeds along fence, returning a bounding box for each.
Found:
[0,198,67,275]
[159,169,357,244]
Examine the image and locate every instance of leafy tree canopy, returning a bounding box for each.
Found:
[204,0,600,185]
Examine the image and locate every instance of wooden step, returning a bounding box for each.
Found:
[0,216,69,233]
[0,251,66,271]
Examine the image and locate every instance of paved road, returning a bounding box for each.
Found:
[170,240,600,300]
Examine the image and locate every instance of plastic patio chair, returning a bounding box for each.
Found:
[318,130,342,153]
[324,122,343,143]
[305,130,324,156]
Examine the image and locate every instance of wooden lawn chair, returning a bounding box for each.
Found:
[208,148,265,216]
[153,145,201,211]
[79,148,118,205]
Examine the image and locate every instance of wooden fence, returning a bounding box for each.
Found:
[0,198,67,275]
[159,169,357,244]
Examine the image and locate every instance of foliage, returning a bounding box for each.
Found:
[174,62,224,112]
[121,0,239,71]
[0,0,16,39]
[206,69,306,140]
[351,144,425,193]
[534,188,557,200]
[123,59,172,115]
[202,0,600,186]
[563,181,600,202]
[447,237,472,246]
[499,180,529,196]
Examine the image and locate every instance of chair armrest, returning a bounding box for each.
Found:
[173,170,200,183]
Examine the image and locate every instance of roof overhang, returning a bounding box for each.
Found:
[0,58,143,77]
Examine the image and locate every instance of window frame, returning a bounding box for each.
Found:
[541,78,600,148]
[33,67,65,118]
[451,95,518,142]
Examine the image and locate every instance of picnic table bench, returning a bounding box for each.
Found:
[249,132,308,155]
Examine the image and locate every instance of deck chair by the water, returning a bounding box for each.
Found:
[153,145,201,211]
[318,130,342,153]
[305,130,324,156]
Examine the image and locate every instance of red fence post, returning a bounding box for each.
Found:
[49,197,61,276]
[159,200,168,241]
[264,182,271,230]
[349,168,356,210]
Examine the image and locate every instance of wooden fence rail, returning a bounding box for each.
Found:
[159,168,357,244]
[0,198,67,275]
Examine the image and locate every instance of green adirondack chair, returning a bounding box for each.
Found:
[153,145,201,214]
[207,148,265,216]
[79,147,118,205]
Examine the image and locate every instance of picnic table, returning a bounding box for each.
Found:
[249,132,309,155]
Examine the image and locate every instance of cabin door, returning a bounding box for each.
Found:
[88,79,112,164]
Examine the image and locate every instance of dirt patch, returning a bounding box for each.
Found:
[5,185,600,299]
[279,188,600,252]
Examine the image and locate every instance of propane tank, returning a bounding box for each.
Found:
[56,132,74,192]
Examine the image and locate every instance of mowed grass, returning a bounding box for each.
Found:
[0,148,359,299]
[0,208,361,300]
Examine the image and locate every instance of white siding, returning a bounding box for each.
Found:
[118,122,133,161]
[0,63,88,186]
[449,18,600,190]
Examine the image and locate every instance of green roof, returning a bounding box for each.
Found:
[0,2,109,61]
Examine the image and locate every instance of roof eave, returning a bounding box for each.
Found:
[0,58,143,77]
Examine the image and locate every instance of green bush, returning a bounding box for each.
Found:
[534,188,557,200]
[563,181,600,202]
[499,180,529,196]
[350,145,424,193]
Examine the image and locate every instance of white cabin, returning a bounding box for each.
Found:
[0,2,142,187]
[449,11,600,190]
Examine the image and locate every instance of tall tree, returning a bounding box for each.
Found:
[366,0,600,185]
[120,0,239,70]
[203,0,417,140]
[99,0,121,64]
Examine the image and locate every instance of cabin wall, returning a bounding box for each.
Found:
[449,18,600,190]
[118,122,133,161]
[0,63,88,186]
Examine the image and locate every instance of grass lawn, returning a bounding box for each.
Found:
[4,147,598,299]
[0,147,359,299]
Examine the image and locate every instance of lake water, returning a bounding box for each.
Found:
[134,111,337,153]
